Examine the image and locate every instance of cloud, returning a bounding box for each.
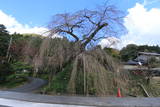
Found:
[119,3,160,49]
[98,37,120,49]
[0,10,48,35]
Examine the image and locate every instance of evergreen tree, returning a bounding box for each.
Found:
[0,24,10,57]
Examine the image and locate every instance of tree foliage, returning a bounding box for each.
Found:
[120,44,138,61]
[0,61,13,83]
[0,24,10,57]
[104,47,120,59]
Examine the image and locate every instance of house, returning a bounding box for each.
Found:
[127,52,160,65]
[136,52,160,63]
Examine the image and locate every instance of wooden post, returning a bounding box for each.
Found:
[139,84,150,97]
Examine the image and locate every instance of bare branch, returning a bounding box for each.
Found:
[83,23,108,47]
[84,15,97,25]
[51,28,79,42]
[49,3,126,49]
[60,29,79,42]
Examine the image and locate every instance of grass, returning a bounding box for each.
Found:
[0,72,29,89]
[39,63,72,95]
[121,69,160,97]
[0,77,27,89]
[146,77,160,97]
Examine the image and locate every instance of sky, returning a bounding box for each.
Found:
[0,0,160,49]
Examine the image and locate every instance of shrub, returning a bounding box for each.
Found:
[0,61,13,83]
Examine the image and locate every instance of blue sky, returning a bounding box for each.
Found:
[0,0,160,48]
[0,0,147,26]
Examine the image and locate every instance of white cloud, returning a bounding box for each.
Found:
[0,10,48,35]
[119,3,160,48]
[98,37,120,49]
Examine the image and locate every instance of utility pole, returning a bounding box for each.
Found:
[6,35,13,62]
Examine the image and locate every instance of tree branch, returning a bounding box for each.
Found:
[84,15,97,25]
[60,29,79,42]
[82,23,108,47]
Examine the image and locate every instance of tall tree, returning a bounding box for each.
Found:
[120,44,138,61]
[0,24,10,57]
[49,3,125,50]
